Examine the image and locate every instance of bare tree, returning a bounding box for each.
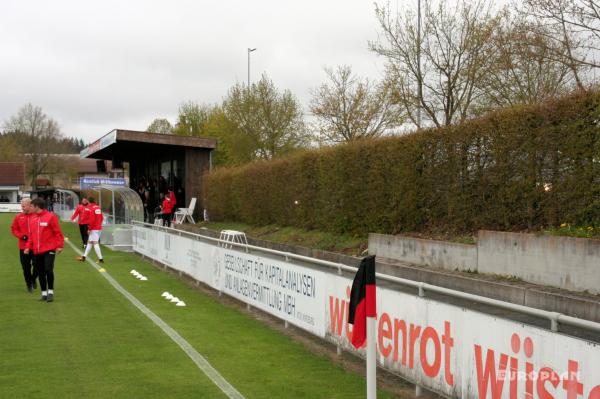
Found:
[309,65,403,143]
[480,17,574,108]
[522,0,594,89]
[370,0,501,128]
[3,104,63,188]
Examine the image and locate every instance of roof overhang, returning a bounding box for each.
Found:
[80,129,217,160]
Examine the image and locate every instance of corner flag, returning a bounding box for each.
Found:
[348,255,376,348]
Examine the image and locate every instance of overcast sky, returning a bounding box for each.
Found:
[0,0,396,144]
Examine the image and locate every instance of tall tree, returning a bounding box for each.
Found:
[0,133,24,162]
[480,18,574,108]
[172,102,213,136]
[3,104,63,188]
[202,107,256,166]
[146,118,173,134]
[522,0,593,89]
[309,65,404,143]
[223,75,308,160]
[370,0,501,128]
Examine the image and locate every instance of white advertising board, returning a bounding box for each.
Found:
[132,226,326,336]
[218,247,326,337]
[326,274,600,399]
[133,225,600,399]
[0,203,21,213]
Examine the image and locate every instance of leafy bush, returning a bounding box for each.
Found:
[205,91,600,236]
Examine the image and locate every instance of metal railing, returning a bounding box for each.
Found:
[131,221,600,335]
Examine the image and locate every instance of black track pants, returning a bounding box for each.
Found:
[35,251,56,291]
[19,249,36,287]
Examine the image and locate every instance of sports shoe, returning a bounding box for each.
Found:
[39,295,47,301]
[98,259,104,264]
[47,293,54,302]
[76,256,86,262]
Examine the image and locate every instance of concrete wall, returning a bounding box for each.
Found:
[368,232,477,271]
[370,230,600,294]
[478,230,600,294]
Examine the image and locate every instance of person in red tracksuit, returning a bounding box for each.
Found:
[71,197,91,248]
[77,197,104,263]
[25,197,64,302]
[11,198,38,292]
[160,193,173,227]
[168,188,177,207]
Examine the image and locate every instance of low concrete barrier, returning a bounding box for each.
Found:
[369,230,600,294]
[478,230,600,295]
[368,233,477,272]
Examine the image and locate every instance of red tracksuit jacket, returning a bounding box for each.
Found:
[162,198,173,214]
[27,210,64,255]
[71,204,92,225]
[11,212,31,250]
[88,204,103,231]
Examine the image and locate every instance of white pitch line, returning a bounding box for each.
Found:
[65,239,245,399]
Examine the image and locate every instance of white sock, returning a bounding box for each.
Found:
[48,289,54,294]
[42,290,47,296]
[83,243,92,257]
[94,243,103,260]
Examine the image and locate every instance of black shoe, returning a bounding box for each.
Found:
[98,259,104,264]
[39,295,47,301]
[47,293,54,302]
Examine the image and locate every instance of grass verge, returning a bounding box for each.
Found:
[1,214,397,398]
[198,221,368,256]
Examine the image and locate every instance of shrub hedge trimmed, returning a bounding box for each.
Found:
[204,90,600,235]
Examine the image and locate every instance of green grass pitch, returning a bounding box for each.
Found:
[0,214,395,398]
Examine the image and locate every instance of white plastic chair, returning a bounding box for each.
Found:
[174,197,197,224]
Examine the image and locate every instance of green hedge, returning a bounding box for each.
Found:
[204,91,600,235]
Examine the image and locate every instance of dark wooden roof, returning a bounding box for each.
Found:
[80,129,217,160]
[0,162,25,185]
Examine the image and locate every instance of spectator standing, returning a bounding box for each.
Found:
[161,193,173,227]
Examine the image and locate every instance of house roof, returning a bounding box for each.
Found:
[53,154,113,173]
[0,162,25,185]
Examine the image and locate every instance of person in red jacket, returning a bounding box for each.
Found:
[11,198,38,292]
[25,197,64,302]
[161,193,173,227]
[77,197,104,263]
[168,188,177,208]
[71,197,91,248]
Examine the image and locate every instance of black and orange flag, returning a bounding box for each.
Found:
[348,255,376,348]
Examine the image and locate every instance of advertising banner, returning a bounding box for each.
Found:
[326,274,600,399]
[80,177,126,189]
[218,247,327,337]
[132,225,600,399]
[0,203,21,213]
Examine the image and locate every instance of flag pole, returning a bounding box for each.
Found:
[367,316,377,399]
